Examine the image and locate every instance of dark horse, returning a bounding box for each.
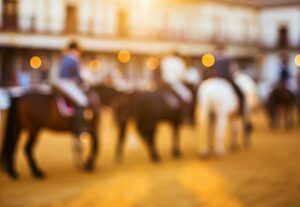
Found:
[93,83,198,162]
[266,86,295,130]
[0,87,100,179]
[298,91,300,124]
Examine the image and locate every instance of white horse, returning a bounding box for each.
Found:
[197,72,258,157]
[0,89,10,138]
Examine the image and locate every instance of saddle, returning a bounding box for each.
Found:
[55,95,75,117]
[163,92,180,109]
[51,85,77,117]
[162,84,192,109]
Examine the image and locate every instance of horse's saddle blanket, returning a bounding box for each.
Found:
[164,92,181,109]
[55,96,75,117]
[170,83,192,103]
[4,85,75,117]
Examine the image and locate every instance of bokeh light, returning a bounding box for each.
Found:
[88,59,101,72]
[118,50,131,64]
[30,56,42,69]
[202,53,215,68]
[295,54,300,67]
[146,57,159,70]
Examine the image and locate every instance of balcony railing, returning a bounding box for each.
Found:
[0,16,261,49]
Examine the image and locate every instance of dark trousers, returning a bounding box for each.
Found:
[228,79,245,115]
[73,106,84,136]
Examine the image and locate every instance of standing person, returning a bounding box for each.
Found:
[53,41,88,136]
[213,46,245,115]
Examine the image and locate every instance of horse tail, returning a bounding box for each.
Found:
[0,96,22,169]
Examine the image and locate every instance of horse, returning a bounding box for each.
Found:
[112,82,198,162]
[197,72,258,158]
[91,80,199,162]
[298,91,300,124]
[91,84,123,109]
[266,86,296,130]
[0,86,100,179]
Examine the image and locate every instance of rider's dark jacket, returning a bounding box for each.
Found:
[59,54,82,83]
[279,65,290,83]
[213,55,245,115]
[213,56,232,80]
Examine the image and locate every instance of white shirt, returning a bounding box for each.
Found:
[161,56,186,84]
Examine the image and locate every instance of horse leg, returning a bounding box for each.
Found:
[171,124,181,159]
[25,130,45,179]
[115,120,127,163]
[146,129,160,162]
[138,122,160,162]
[230,119,239,151]
[215,113,228,158]
[5,125,22,179]
[298,105,300,124]
[243,114,253,148]
[199,109,213,158]
[284,106,293,130]
[84,131,99,171]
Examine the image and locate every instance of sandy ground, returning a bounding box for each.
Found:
[0,109,300,207]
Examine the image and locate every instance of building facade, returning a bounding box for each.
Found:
[0,0,299,87]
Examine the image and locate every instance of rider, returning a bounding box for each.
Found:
[161,51,192,101]
[278,55,290,85]
[54,41,88,136]
[160,51,192,108]
[213,45,245,115]
[275,55,298,94]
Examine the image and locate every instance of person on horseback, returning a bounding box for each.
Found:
[161,51,192,104]
[53,41,88,136]
[213,45,245,115]
[273,55,298,94]
[278,55,290,86]
[160,51,193,125]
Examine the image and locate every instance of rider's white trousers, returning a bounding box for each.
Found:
[52,79,88,107]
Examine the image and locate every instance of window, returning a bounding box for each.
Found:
[117,9,128,37]
[212,16,222,43]
[2,0,18,31]
[277,25,289,48]
[65,5,78,34]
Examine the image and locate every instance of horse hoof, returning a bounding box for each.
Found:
[8,170,19,180]
[199,151,211,160]
[172,150,182,159]
[115,156,123,164]
[215,152,225,160]
[84,162,94,172]
[151,156,160,163]
[244,141,251,149]
[215,154,224,160]
[34,171,46,179]
[230,144,240,152]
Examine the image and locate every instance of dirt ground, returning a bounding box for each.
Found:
[0,109,300,207]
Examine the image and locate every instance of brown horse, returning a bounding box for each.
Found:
[266,86,295,130]
[0,88,100,179]
[92,83,198,162]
